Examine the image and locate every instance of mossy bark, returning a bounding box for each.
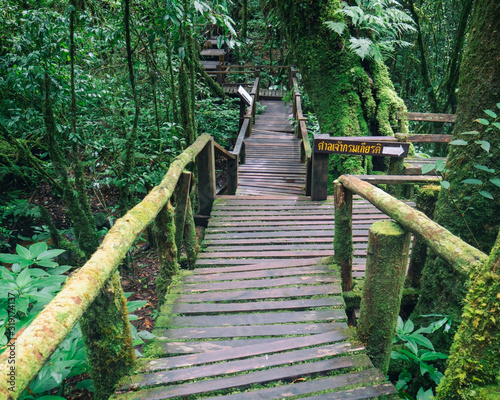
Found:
[406,185,440,288]
[436,231,500,399]
[333,181,353,292]
[80,272,135,400]
[267,0,407,175]
[412,0,500,352]
[358,220,411,374]
[153,201,179,307]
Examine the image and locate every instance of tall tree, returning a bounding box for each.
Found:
[264,0,408,175]
[413,0,500,352]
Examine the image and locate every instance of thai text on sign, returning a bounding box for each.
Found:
[313,138,410,158]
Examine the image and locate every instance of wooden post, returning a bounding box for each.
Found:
[357,220,411,375]
[227,154,238,195]
[406,184,440,288]
[197,137,216,215]
[80,271,135,400]
[333,182,353,292]
[305,158,312,196]
[245,115,252,137]
[239,98,245,129]
[153,201,178,306]
[216,63,223,85]
[311,136,329,201]
[174,171,192,260]
[183,196,198,269]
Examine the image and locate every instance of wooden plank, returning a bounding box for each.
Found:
[298,384,398,400]
[169,309,346,327]
[203,230,340,239]
[185,265,331,282]
[138,331,349,373]
[113,356,367,399]
[112,358,373,400]
[122,342,359,390]
[175,284,341,302]
[193,257,325,274]
[182,275,338,292]
[172,298,343,314]
[402,111,456,123]
[154,322,346,339]
[202,369,391,400]
[396,133,452,143]
[352,174,441,184]
[153,338,283,355]
[198,250,335,258]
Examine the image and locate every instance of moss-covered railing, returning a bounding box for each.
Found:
[333,175,500,398]
[0,134,220,400]
[290,68,312,195]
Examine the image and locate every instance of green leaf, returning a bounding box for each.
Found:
[37,249,65,261]
[435,159,445,172]
[421,164,435,174]
[459,130,479,135]
[409,333,434,351]
[16,244,32,260]
[497,102,500,110]
[479,190,494,200]
[490,178,500,188]
[475,118,490,125]
[324,21,347,35]
[475,140,491,153]
[138,330,155,340]
[29,242,47,258]
[474,164,495,173]
[416,387,435,400]
[461,178,483,185]
[420,351,448,361]
[391,350,409,361]
[127,300,148,313]
[403,319,414,334]
[440,181,450,190]
[0,253,22,264]
[449,139,468,146]
[484,109,497,118]
[16,267,31,288]
[493,122,500,130]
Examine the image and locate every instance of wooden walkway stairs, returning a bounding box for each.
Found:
[112,101,398,400]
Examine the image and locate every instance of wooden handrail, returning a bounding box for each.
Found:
[0,134,214,398]
[398,111,457,123]
[214,141,236,160]
[337,175,487,277]
[396,133,453,143]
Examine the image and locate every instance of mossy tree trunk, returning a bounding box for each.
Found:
[413,0,500,353]
[265,0,407,175]
[436,231,500,399]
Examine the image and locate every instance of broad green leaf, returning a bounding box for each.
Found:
[493,122,500,130]
[16,267,31,288]
[475,140,491,152]
[417,387,435,400]
[435,159,445,172]
[440,180,450,190]
[461,178,482,185]
[490,178,500,187]
[484,109,497,118]
[391,350,409,361]
[396,348,420,363]
[36,260,58,268]
[497,102,500,110]
[404,338,419,356]
[138,330,155,340]
[16,244,32,260]
[37,249,65,261]
[474,164,495,173]
[475,118,490,125]
[0,253,22,264]
[420,351,448,361]
[479,190,494,200]
[408,333,434,350]
[449,139,468,146]
[403,319,414,334]
[29,242,47,258]
[127,300,148,312]
[421,164,435,174]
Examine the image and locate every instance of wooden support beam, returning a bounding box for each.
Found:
[311,135,329,201]
[174,172,192,260]
[334,182,353,292]
[358,220,411,374]
[198,138,216,215]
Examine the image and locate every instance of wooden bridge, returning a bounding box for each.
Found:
[2,69,484,400]
[109,97,400,399]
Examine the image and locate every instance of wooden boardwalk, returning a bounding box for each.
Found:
[112,102,399,400]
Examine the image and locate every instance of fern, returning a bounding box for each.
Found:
[325,0,416,62]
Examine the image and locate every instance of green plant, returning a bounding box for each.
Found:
[0,242,92,399]
[391,315,451,399]
[325,0,416,62]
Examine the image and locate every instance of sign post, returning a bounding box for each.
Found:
[313,137,410,158]
[237,85,253,106]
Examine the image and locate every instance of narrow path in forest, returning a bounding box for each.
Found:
[111,100,399,400]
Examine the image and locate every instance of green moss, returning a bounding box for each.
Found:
[80,271,135,400]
